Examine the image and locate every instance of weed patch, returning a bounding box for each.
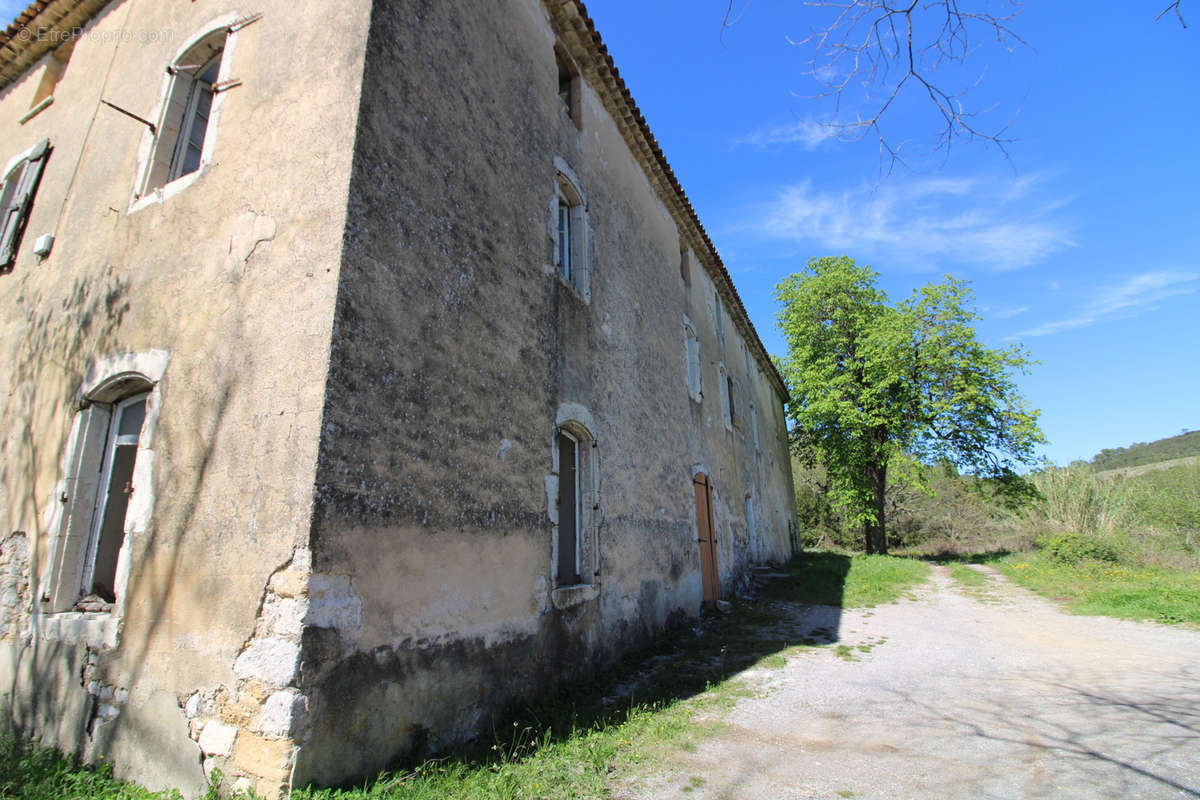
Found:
[1000,553,1200,626]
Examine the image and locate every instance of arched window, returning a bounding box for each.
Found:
[551,415,598,594]
[551,158,590,301]
[43,353,167,617]
[555,173,585,284]
[140,25,231,196]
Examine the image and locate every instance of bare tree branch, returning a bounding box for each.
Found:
[723,3,1188,173]
[1158,1,1187,27]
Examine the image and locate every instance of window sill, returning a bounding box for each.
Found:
[550,583,599,610]
[19,96,54,124]
[128,168,204,214]
[38,608,120,649]
[553,269,590,305]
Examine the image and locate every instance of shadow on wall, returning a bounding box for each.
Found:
[297,552,849,793]
[0,262,243,791]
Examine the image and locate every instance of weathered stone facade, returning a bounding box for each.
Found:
[0,0,797,795]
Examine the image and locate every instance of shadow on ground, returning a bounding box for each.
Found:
[325,552,851,787]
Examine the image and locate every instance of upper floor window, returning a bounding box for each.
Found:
[555,43,581,129]
[684,319,702,402]
[718,364,738,431]
[142,29,228,194]
[714,293,726,348]
[552,161,590,300]
[0,139,51,272]
[679,239,691,285]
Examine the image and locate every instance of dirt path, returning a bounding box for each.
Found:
[624,566,1200,800]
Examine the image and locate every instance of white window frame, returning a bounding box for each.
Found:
[129,15,241,212]
[39,351,168,648]
[79,393,148,601]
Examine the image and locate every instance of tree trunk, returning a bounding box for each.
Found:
[863,460,888,555]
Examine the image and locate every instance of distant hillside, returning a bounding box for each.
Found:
[1090,430,1200,471]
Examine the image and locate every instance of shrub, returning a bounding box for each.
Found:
[1037,530,1124,565]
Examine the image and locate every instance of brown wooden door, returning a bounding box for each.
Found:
[693,472,720,606]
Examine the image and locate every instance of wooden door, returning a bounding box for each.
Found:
[693,472,720,606]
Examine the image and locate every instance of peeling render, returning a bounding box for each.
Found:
[0,0,795,796]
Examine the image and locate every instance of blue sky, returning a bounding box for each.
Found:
[580,0,1198,466]
[4,1,1196,465]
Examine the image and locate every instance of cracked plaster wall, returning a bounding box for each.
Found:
[0,0,372,796]
[297,0,798,788]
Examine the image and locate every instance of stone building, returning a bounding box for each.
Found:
[0,0,797,795]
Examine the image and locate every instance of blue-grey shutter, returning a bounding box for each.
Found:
[0,138,50,270]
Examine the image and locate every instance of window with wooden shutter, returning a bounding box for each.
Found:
[0,138,50,271]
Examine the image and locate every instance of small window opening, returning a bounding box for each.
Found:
[555,43,581,129]
[727,375,737,425]
[82,393,147,604]
[31,39,74,109]
[714,293,725,346]
[679,240,691,285]
[556,430,581,586]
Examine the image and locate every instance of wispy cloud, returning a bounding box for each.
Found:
[1015,271,1200,337]
[742,174,1076,271]
[989,305,1030,320]
[735,120,840,149]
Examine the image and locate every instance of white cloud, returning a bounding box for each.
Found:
[744,174,1076,271]
[989,305,1030,320]
[1014,271,1200,337]
[735,120,840,149]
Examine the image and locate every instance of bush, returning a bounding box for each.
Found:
[1037,530,1124,565]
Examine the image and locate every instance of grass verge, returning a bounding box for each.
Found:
[1,551,928,800]
[999,553,1200,626]
[0,737,192,800]
[768,551,929,608]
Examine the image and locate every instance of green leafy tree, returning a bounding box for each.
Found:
[775,256,1045,553]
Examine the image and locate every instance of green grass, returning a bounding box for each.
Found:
[0,738,196,800]
[948,563,988,588]
[767,551,930,608]
[999,553,1200,626]
[0,551,929,800]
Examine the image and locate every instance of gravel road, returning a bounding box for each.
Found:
[629,565,1200,800]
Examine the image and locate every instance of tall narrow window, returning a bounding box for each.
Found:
[143,30,227,192]
[83,394,147,602]
[727,375,737,426]
[553,169,588,297]
[714,294,725,347]
[555,43,581,129]
[556,430,580,586]
[718,364,732,431]
[679,240,691,285]
[0,139,50,271]
[558,196,573,282]
[684,320,702,402]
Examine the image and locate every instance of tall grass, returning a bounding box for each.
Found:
[1023,462,1200,571]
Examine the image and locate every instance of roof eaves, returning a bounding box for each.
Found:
[546,0,790,403]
